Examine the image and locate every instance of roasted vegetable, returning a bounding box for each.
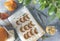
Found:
[4,0,17,11]
[0,13,9,20]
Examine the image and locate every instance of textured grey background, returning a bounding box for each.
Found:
[0,0,60,41]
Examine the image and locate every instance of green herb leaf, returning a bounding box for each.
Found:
[56,9,60,18]
[48,5,56,15]
[40,4,45,10]
[23,0,31,5]
[18,0,23,3]
[41,35,50,39]
[39,0,45,4]
[32,0,37,4]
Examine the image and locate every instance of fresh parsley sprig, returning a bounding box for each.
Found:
[18,0,60,19]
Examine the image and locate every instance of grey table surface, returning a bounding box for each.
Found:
[0,0,60,41]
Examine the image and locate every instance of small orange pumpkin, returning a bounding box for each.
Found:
[0,26,8,41]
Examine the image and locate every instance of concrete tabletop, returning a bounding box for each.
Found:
[0,0,60,41]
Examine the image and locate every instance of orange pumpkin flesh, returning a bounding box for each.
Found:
[0,27,8,41]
